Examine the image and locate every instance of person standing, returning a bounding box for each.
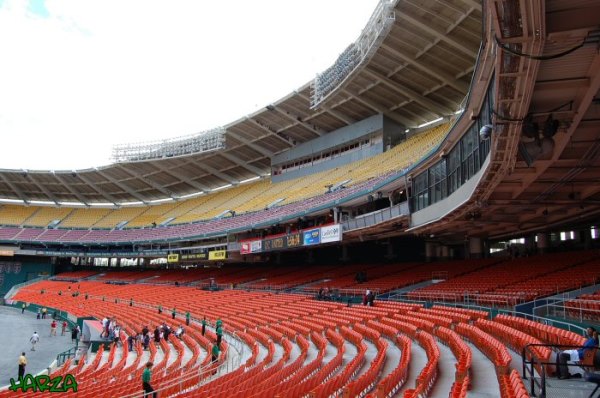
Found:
[171,308,176,320]
[142,361,156,398]
[41,307,47,319]
[157,305,162,315]
[201,317,207,336]
[50,320,57,337]
[61,321,68,336]
[211,344,220,363]
[18,352,27,380]
[216,325,223,346]
[71,325,80,343]
[21,303,26,314]
[185,311,190,326]
[30,332,40,351]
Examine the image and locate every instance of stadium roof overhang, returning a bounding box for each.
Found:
[0,0,482,206]
[406,0,600,243]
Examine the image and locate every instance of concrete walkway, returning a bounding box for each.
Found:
[0,306,74,387]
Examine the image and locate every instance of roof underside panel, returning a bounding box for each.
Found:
[0,0,481,204]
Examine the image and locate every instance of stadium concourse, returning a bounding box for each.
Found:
[1,0,600,396]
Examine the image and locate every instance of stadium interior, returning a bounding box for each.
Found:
[1,0,600,397]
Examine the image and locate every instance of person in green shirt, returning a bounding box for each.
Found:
[216,325,223,346]
[211,344,220,363]
[21,303,26,314]
[142,361,156,397]
[185,311,190,326]
[171,308,176,320]
[201,317,207,336]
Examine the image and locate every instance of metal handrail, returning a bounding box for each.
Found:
[119,329,245,398]
[521,343,599,398]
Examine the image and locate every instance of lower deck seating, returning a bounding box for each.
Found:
[3,280,589,398]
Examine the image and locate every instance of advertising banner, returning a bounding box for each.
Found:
[286,233,302,248]
[250,240,262,253]
[320,224,342,243]
[263,236,286,252]
[208,250,227,260]
[181,252,208,261]
[167,254,180,263]
[303,228,321,245]
[241,240,262,254]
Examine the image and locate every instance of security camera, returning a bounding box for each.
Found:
[479,124,493,140]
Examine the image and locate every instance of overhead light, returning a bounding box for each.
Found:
[212,184,232,192]
[149,198,174,204]
[58,201,85,206]
[417,117,443,129]
[0,198,26,204]
[119,201,145,206]
[177,191,205,200]
[29,200,55,205]
[240,176,260,184]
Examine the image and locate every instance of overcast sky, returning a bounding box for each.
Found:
[0,0,380,170]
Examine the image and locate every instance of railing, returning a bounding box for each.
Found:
[521,343,598,398]
[343,202,409,232]
[120,328,244,398]
[535,299,600,324]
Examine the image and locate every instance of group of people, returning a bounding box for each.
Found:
[100,316,122,344]
[363,289,375,306]
[141,316,223,398]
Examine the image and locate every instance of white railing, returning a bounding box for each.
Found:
[111,127,226,163]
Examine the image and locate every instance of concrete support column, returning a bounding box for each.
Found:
[584,228,592,250]
[440,245,450,260]
[425,241,437,262]
[340,245,350,262]
[536,232,549,254]
[469,237,483,259]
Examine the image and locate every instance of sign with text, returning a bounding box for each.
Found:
[263,236,286,252]
[208,250,227,260]
[286,233,302,248]
[167,254,180,263]
[240,240,262,254]
[303,228,321,245]
[181,252,208,261]
[320,224,342,243]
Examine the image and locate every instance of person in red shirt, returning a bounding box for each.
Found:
[50,320,57,336]
[61,321,67,336]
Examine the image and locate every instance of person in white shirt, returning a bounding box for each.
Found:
[30,332,40,351]
[101,317,108,338]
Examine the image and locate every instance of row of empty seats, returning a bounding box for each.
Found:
[5,278,590,397]
[407,251,600,306]
[0,123,449,231]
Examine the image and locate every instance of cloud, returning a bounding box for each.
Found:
[0,0,380,170]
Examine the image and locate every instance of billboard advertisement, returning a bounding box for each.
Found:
[208,250,227,260]
[241,240,262,254]
[303,228,321,245]
[167,254,180,263]
[320,224,342,243]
